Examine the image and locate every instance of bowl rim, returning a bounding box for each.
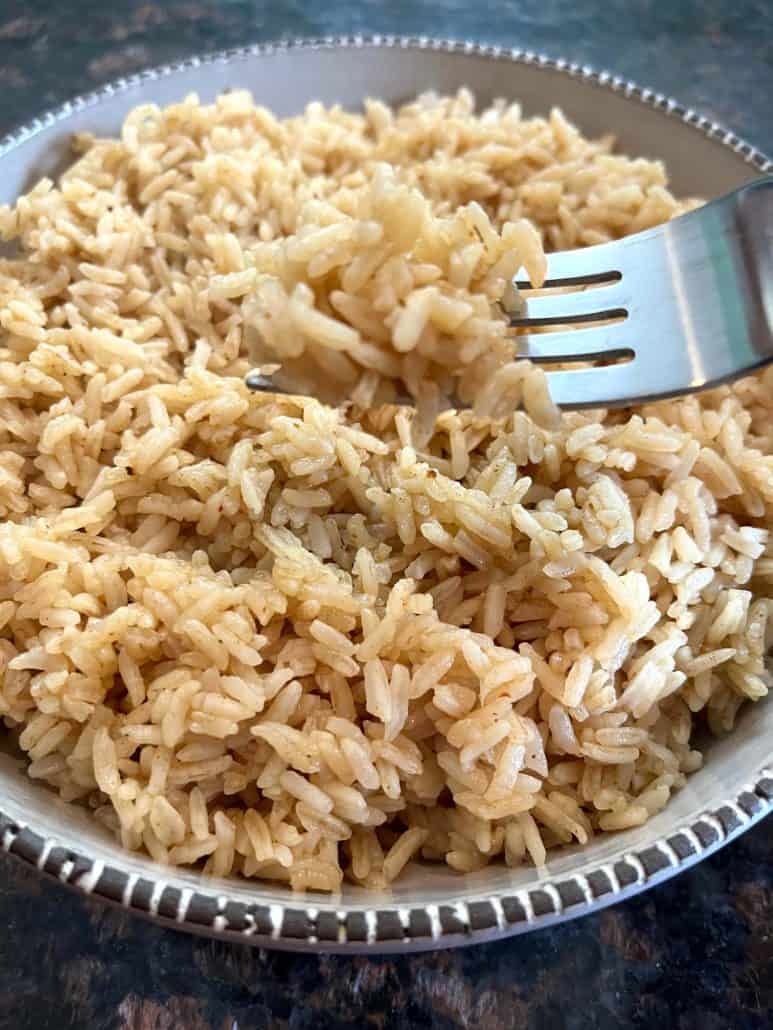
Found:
[1,33,771,953]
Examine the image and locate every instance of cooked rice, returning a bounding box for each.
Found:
[0,88,771,892]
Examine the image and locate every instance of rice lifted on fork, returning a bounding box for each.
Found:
[0,87,770,892]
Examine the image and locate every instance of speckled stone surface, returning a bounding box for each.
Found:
[0,1,772,1027]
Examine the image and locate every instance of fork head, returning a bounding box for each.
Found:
[506,176,773,408]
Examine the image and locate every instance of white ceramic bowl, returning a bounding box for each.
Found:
[1,37,771,953]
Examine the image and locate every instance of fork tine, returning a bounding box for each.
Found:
[514,246,622,288]
[244,370,279,392]
[544,361,648,409]
[508,285,629,326]
[514,323,635,363]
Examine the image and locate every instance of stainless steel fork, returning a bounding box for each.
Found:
[506,175,773,407]
[246,177,773,409]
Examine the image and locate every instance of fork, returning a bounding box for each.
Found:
[246,176,773,409]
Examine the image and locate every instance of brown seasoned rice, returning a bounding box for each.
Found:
[0,88,771,892]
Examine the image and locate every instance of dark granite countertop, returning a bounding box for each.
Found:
[0,1,772,1027]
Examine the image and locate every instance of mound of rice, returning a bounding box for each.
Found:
[0,89,771,892]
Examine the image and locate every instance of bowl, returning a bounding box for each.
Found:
[0,36,771,953]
